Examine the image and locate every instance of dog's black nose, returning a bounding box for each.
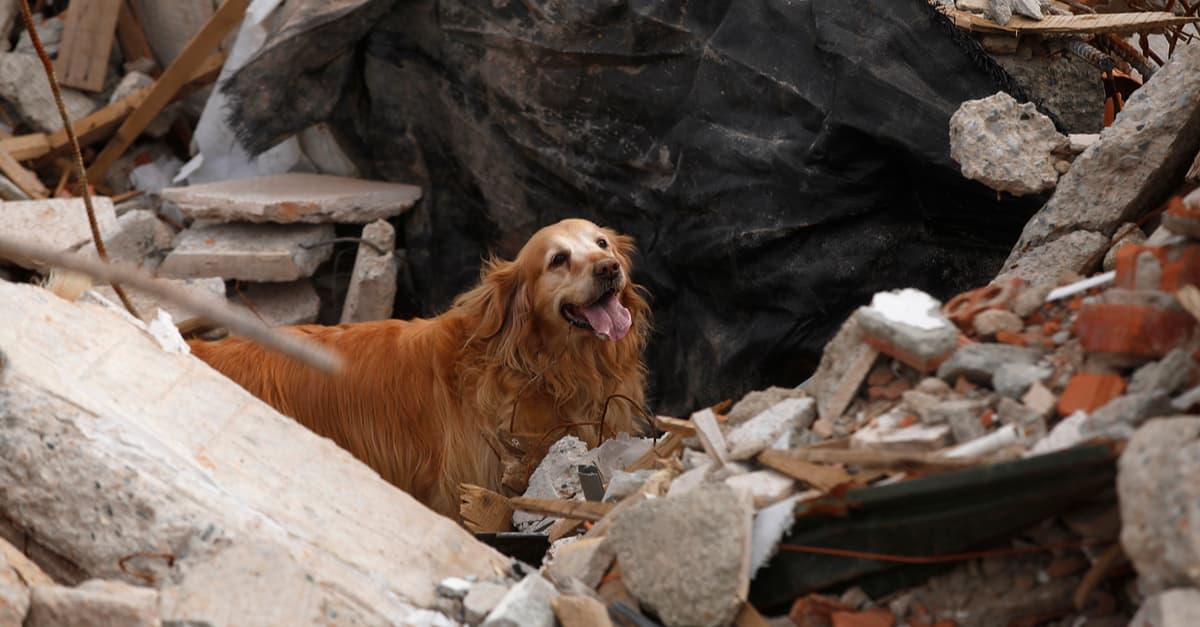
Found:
[594,258,620,280]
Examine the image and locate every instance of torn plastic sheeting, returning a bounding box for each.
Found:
[748,443,1117,612]
[221,0,1048,415]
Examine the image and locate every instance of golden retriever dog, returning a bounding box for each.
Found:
[189,218,649,520]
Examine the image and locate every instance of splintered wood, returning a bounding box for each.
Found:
[459,484,514,533]
[509,496,614,522]
[939,7,1199,35]
[757,449,853,492]
[57,0,123,92]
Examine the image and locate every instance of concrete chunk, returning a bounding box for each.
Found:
[481,574,558,627]
[340,219,397,323]
[0,198,117,269]
[231,279,320,327]
[26,580,158,627]
[726,397,815,460]
[552,595,614,627]
[1130,588,1200,627]
[162,173,422,224]
[159,222,334,281]
[949,91,1066,196]
[851,407,953,453]
[545,537,614,589]
[859,288,957,372]
[608,484,752,627]
[0,52,97,133]
[93,277,227,324]
[464,581,509,626]
[0,282,506,624]
[937,343,1042,386]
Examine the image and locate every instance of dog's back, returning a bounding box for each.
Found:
[188,317,499,518]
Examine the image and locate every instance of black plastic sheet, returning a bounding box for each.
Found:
[224,0,1047,415]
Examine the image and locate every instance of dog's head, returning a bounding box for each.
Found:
[457,219,648,349]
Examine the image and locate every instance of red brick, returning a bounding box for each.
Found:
[994,330,1028,346]
[862,335,951,374]
[1113,243,1200,292]
[1075,302,1197,359]
[1058,372,1127,416]
[831,608,895,627]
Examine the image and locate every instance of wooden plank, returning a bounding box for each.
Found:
[757,449,854,492]
[509,496,614,522]
[821,344,878,421]
[115,0,158,70]
[624,431,685,472]
[459,483,514,533]
[88,0,248,181]
[0,134,50,161]
[0,150,48,198]
[56,0,123,92]
[651,414,696,437]
[767,447,979,472]
[692,408,730,466]
[939,7,1199,35]
[0,53,224,164]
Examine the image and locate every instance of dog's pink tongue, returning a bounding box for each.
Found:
[581,293,632,341]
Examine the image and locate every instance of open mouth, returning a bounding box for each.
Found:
[561,289,632,341]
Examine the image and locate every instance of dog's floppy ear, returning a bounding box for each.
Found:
[455,257,530,341]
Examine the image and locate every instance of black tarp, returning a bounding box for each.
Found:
[223,0,1047,416]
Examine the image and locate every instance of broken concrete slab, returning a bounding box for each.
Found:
[995,229,1109,287]
[1083,390,1175,439]
[608,484,752,627]
[77,209,175,268]
[92,277,227,324]
[726,386,808,427]
[0,281,507,624]
[858,288,957,372]
[162,173,423,224]
[481,573,558,627]
[545,537,614,589]
[340,218,397,323]
[949,91,1068,196]
[26,580,159,627]
[809,312,871,420]
[0,198,118,269]
[1130,588,1200,627]
[1002,42,1200,275]
[726,397,815,460]
[851,407,953,453]
[1119,416,1200,594]
[514,436,590,532]
[724,469,796,507]
[993,363,1051,399]
[159,222,335,281]
[231,279,321,327]
[464,581,510,626]
[0,52,97,133]
[938,343,1042,386]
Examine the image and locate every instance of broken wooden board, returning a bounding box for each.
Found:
[757,449,854,492]
[460,483,515,533]
[765,447,979,473]
[88,0,248,181]
[509,497,614,522]
[0,150,47,198]
[821,344,878,422]
[624,432,684,472]
[56,0,123,92]
[0,282,507,623]
[939,7,1199,35]
[651,414,696,437]
[692,408,731,466]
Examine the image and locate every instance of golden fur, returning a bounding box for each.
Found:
[189,219,649,520]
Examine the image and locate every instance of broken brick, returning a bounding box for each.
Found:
[1058,372,1126,416]
[868,378,911,401]
[830,608,895,627]
[1164,193,1200,239]
[1113,243,1200,292]
[943,278,1022,328]
[1075,302,1197,360]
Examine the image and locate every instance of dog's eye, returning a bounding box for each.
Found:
[597,238,608,249]
[549,252,568,268]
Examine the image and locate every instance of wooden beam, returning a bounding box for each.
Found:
[0,134,50,161]
[56,0,123,92]
[115,0,159,71]
[508,496,614,522]
[0,150,48,198]
[88,0,248,182]
[459,484,514,533]
[757,449,853,492]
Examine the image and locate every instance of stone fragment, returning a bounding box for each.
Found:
[26,580,159,627]
[854,408,955,451]
[667,463,712,497]
[1027,411,1085,457]
[1012,0,1042,18]
[726,386,808,427]
[1103,224,1146,272]
[949,91,1066,195]
[988,0,1013,25]
[1003,42,1200,272]
[93,277,227,324]
[340,219,397,323]
[1083,391,1174,438]
[231,279,321,327]
[973,309,1024,338]
[464,582,510,626]
[513,436,589,532]
[602,469,655,503]
[162,173,422,224]
[109,72,176,137]
[1119,417,1200,593]
[437,577,474,599]
[0,198,117,269]
[726,397,815,460]
[14,13,62,56]
[995,230,1109,288]
[545,537,614,589]
[1012,282,1054,318]
[551,595,614,627]
[1129,588,1200,627]
[937,343,1042,386]
[1021,381,1057,417]
[481,574,558,627]
[993,363,1050,399]
[858,288,958,372]
[724,470,795,507]
[608,484,751,627]
[0,52,96,132]
[995,55,1104,135]
[0,282,507,624]
[928,399,992,444]
[159,222,335,281]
